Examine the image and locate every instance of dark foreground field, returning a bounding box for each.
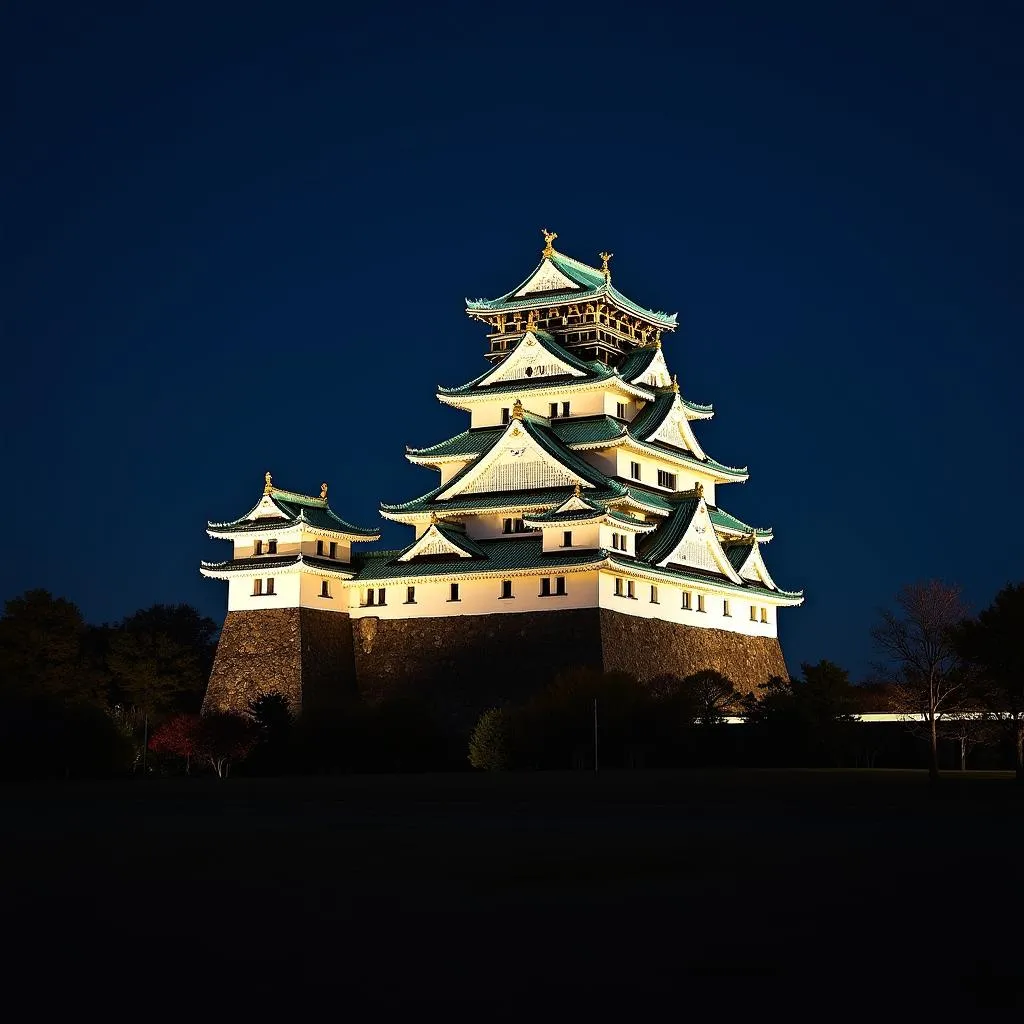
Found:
[3,770,1022,1014]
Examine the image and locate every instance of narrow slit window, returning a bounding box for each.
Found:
[366,589,375,606]
[750,605,758,621]
[329,541,336,559]
[614,578,623,596]
[630,461,641,481]
[377,588,386,606]
[562,530,572,548]
[503,518,513,534]
[549,402,559,418]
[616,402,626,419]
[561,401,570,417]
[697,594,705,612]
[267,540,277,554]
[450,583,460,602]
[253,579,263,596]
[316,540,324,556]
[723,599,731,617]
[254,540,263,556]
[406,586,416,604]
[540,577,551,597]
[321,580,330,598]
[682,591,691,610]
[500,579,513,599]
[761,607,769,623]
[657,470,676,490]
[626,580,636,599]
[501,407,511,424]
[266,578,275,596]
[650,585,659,604]
[555,576,566,595]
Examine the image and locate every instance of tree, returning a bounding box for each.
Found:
[468,707,513,771]
[106,604,218,716]
[678,670,741,725]
[192,713,257,778]
[149,713,201,774]
[954,582,1024,781]
[872,581,969,783]
[0,590,103,704]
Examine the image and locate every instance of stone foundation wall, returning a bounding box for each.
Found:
[203,608,356,716]
[598,608,790,693]
[350,607,789,733]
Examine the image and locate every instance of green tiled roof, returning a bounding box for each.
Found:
[351,537,607,582]
[200,553,356,575]
[465,251,678,329]
[407,428,502,461]
[552,415,626,446]
[628,391,676,439]
[635,439,748,479]
[723,541,755,572]
[606,554,802,601]
[707,506,772,538]
[209,493,379,538]
[637,498,701,564]
[616,346,658,383]
[382,481,629,516]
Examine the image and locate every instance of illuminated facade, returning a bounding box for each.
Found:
[201,232,802,718]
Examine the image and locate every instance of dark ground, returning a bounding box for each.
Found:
[4,771,1022,1015]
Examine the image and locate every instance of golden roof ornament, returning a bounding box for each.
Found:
[512,398,524,420]
[429,512,439,525]
[264,471,273,496]
[599,251,613,282]
[694,481,704,498]
[320,482,328,500]
[541,228,557,259]
[672,373,679,393]
[526,309,538,332]
[574,482,582,498]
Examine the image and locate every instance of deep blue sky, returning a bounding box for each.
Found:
[6,2,1022,680]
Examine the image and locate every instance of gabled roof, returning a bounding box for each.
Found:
[208,484,379,539]
[396,522,489,562]
[465,249,678,330]
[200,553,358,579]
[351,537,607,582]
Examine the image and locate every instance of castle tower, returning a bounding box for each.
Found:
[200,475,379,715]
[345,232,802,719]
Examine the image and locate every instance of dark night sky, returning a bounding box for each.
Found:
[6,2,1022,680]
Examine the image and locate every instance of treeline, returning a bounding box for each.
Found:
[2,580,1022,780]
[0,589,217,777]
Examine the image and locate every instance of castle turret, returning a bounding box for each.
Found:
[200,475,379,715]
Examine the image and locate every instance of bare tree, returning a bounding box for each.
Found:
[872,581,969,783]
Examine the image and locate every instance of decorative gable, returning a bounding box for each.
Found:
[630,348,671,388]
[481,332,586,386]
[514,261,582,296]
[245,495,291,521]
[647,396,707,459]
[738,541,777,590]
[655,500,743,582]
[398,525,476,562]
[437,420,591,500]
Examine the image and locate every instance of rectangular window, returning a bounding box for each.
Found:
[513,518,526,533]
[723,599,731,617]
[540,577,551,597]
[329,541,336,559]
[501,407,511,424]
[366,589,375,606]
[630,461,641,481]
[321,580,330,598]
[616,402,626,419]
[503,518,513,534]
[549,402,559,418]
[650,585,659,604]
[697,594,705,612]
[614,577,623,596]
[626,580,636,599]
[555,576,566,595]
[254,540,263,556]
[761,607,769,623]
[377,588,386,606]
[657,470,677,490]
[266,578,275,595]
[406,586,416,604]
[500,579,513,599]
[450,583,460,602]
[266,540,276,554]
[682,591,691,610]
[316,539,324,556]
[561,401,570,417]
[253,579,263,596]
[562,530,572,548]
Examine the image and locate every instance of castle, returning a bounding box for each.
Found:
[201,232,802,727]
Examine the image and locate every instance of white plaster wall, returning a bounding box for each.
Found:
[439,461,467,486]
[299,572,350,612]
[347,570,601,619]
[227,573,301,612]
[541,522,600,552]
[603,393,637,419]
[599,523,635,555]
[596,571,779,637]
[463,515,540,540]
[232,533,301,559]
[299,534,352,562]
[613,449,717,505]
[467,390,608,428]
